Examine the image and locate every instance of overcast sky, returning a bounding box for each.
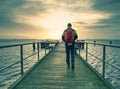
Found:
[0,0,120,39]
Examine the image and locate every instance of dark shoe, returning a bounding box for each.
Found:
[71,64,74,69]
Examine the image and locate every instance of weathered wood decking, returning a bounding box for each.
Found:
[9,43,112,89]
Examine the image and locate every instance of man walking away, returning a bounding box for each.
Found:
[62,23,78,69]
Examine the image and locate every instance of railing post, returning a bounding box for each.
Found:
[20,45,24,75]
[37,42,40,61]
[33,42,35,50]
[102,45,106,78]
[86,43,88,62]
[45,43,46,55]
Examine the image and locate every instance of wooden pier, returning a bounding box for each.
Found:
[9,43,113,89]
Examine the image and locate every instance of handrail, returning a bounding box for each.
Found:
[80,48,120,71]
[0,42,37,49]
[105,60,120,71]
[76,41,120,76]
[84,42,120,48]
[0,51,39,73]
[79,43,120,71]
[85,42,120,70]
[0,41,59,49]
[0,41,59,74]
[0,60,20,73]
[76,41,120,88]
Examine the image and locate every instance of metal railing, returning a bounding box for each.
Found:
[0,41,59,76]
[76,42,120,78]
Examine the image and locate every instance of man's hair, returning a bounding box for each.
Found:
[67,23,72,27]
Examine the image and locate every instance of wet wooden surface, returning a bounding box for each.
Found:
[9,43,111,89]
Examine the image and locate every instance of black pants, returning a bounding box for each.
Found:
[65,43,75,65]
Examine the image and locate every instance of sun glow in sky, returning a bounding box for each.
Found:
[41,13,71,30]
[40,12,73,38]
[0,0,120,39]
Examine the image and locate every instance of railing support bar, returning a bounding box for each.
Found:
[86,43,88,62]
[45,43,46,55]
[103,45,106,78]
[37,42,40,61]
[20,45,24,76]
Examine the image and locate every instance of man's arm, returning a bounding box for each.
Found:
[73,30,78,40]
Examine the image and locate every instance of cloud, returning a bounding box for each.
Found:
[18,0,47,15]
[91,0,120,28]
[0,0,27,28]
[76,0,120,35]
[0,0,48,27]
[0,0,120,39]
[0,0,105,29]
[92,0,120,14]
[98,15,120,25]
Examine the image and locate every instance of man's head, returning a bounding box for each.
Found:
[67,23,72,28]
